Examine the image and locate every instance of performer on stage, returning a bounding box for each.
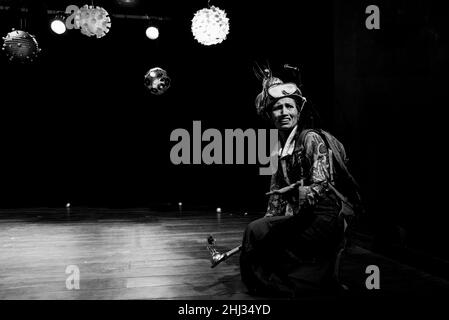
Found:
[239,65,362,297]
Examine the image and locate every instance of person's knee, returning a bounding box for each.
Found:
[246,218,270,241]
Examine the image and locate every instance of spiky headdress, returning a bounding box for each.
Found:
[253,62,306,119]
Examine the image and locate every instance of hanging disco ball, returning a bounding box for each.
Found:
[1,29,41,63]
[144,67,171,95]
[191,6,230,46]
[74,5,111,38]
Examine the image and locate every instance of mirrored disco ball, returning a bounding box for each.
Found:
[144,67,171,95]
[1,29,41,63]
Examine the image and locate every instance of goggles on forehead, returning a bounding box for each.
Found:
[267,82,305,100]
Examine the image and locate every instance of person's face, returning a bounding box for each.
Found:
[270,97,299,131]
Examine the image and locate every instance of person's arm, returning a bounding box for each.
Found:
[265,172,287,217]
[299,131,331,207]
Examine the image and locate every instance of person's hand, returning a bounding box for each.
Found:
[298,186,311,205]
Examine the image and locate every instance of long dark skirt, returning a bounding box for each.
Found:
[240,195,344,297]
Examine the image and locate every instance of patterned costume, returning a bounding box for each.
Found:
[266,125,333,217]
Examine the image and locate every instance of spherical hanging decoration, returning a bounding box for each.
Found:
[1,29,41,63]
[74,5,111,38]
[144,67,171,95]
[191,6,230,46]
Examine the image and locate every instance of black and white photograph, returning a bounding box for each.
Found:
[0,0,448,316]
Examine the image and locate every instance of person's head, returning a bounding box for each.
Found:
[268,97,300,132]
[255,77,307,129]
[254,64,321,132]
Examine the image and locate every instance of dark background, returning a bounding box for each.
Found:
[0,1,448,259]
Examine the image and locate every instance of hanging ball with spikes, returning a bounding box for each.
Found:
[1,29,41,63]
[75,5,111,38]
[191,5,230,46]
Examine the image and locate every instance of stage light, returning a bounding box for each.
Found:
[51,18,66,35]
[116,0,138,6]
[146,26,159,40]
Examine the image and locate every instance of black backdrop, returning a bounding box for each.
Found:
[1,1,448,258]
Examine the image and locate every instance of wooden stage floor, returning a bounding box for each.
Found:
[1,208,449,300]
